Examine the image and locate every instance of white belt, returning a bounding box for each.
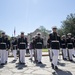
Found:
[37,42,42,44]
[68,43,72,44]
[20,43,26,44]
[1,43,6,44]
[51,41,59,42]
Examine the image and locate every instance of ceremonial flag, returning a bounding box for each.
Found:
[14,28,16,36]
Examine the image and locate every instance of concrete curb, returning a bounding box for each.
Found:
[8,53,62,57]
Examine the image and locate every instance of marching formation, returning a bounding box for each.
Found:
[0,26,75,70]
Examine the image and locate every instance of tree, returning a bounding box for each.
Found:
[38,26,51,48]
[39,26,51,34]
[62,13,75,36]
[57,28,64,36]
[0,30,3,37]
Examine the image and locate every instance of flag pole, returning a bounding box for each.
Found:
[14,27,16,37]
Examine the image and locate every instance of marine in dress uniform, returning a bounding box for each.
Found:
[0,32,8,65]
[29,38,34,60]
[12,37,17,60]
[61,35,67,60]
[49,26,61,69]
[5,35,10,63]
[33,35,37,62]
[18,32,28,64]
[35,32,43,64]
[29,37,35,61]
[47,35,52,61]
[73,36,75,57]
[66,33,74,61]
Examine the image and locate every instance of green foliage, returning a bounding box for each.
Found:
[61,13,75,36]
[0,30,3,37]
[39,26,51,35]
[42,49,48,52]
[57,28,64,36]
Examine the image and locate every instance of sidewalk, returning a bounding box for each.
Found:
[0,56,75,75]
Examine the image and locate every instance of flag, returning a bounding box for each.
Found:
[14,28,16,36]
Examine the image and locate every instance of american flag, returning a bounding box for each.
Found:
[14,28,16,36]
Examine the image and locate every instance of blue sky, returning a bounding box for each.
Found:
[0,0,75,36]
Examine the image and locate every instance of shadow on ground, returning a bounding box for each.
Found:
[0,65,4,68]
[58,61,66,66]
[36,63,46,68]
[15,63,27,70]
[9,60,17,63]
[52,69,72,75]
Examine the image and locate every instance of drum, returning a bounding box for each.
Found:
[67,43,73,49]
[51,41,60,49]
[0,43,6,49]
[19,43,26,49]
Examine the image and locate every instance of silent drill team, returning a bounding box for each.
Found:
[0,26,75,70]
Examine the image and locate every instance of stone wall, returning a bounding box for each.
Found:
[27,29,49,47]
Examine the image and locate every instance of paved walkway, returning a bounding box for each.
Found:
[0,56,75,75]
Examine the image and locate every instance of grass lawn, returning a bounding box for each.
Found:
[42,49,48,52]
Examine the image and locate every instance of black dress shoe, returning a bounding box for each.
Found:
[1,63,5,65]
[5,61,7,63]
[50,59,52,61]
[69,60,73,61]
[73,55,75,57]
[55,66,58,69]
[51,63,54,69]
[35,60,38,63]
[29,58,32,60]
[38,62,42,64]
[63,58,67,60]
[22,63,25,64]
